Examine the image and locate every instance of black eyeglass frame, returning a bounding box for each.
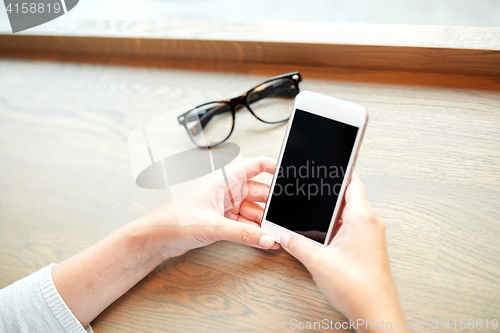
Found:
[177,71,302,148]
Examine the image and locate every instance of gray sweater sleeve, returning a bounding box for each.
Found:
[0,264,93,333]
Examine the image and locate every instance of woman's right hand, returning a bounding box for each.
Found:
[280,173,409,333]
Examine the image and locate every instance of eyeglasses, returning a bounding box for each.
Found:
[177,71,302,148]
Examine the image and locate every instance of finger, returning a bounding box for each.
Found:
[239,155,277,179]
[223,156,276,203]
[328,219,345,247]
[235,214,259,225]
[344,172,370,207]
[225,208,262,226]
[271,242,281,250]
[239,199,265,224]
[213,215,277,250]
[280,232,321,266]
[245,180,271,203]
[334,219,343,234]
[224,209,239,221]
[341,173,377,225]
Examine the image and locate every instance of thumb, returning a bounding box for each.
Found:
[345,172,369,206]
[280,232,321,266]
[213,215,277,250]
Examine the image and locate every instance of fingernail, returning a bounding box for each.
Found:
[281,233,291,248]
[259,234,274,248]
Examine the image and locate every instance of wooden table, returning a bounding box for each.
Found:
[1,22,500,332]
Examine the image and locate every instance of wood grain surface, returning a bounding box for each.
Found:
[3,19,500,49]
[1,32,500,80]
[2,21,499,91]
[0,60,499,332]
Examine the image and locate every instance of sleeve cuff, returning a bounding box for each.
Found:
[38,264,93,333]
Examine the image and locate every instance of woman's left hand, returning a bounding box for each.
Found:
[139,155,281,259]
[52,155,280,327]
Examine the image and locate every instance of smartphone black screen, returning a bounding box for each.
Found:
[265,109,359,243]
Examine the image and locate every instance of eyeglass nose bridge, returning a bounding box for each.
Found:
[227,95,257,118]
[228,95,248,108]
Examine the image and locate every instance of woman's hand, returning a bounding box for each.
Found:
[280,173,409,332]
[138,155,281,259]
[53,156,279,327]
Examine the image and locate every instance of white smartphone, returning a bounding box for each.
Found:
[261,91,368,246]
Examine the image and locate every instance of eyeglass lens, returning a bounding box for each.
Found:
[246,77,298,123]
[185,102,233,147]
[184,76,298,147]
